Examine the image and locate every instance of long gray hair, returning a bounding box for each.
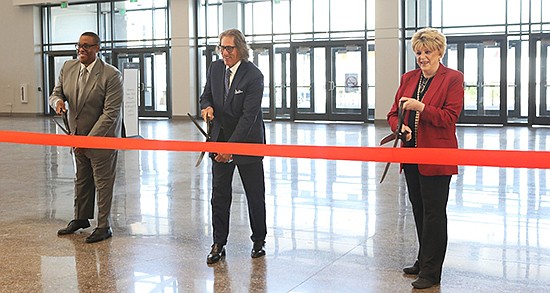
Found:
[218,29,250,61]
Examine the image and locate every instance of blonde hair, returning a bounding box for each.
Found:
[411,28,446,57]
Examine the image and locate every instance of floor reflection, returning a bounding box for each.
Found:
[0,117,549,292]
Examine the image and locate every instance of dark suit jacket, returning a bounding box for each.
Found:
[200,59,265,165]
[387,63,464,176]
[49,58,123,140]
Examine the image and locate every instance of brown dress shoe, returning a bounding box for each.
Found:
[411,277,439,289]
[85,227,112,243]
[57,219,90,235]
[403,261,420,274]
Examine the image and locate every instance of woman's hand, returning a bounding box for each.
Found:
[401,124,412,141]
[399,97,425,112]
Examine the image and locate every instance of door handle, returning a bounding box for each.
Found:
[328,80,336,91]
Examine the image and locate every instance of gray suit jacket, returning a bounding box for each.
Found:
[49,58,123,139]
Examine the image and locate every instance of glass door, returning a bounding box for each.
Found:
[197,45,220,114]
[330,45,365,120]
[529,34,550,125]
[250,45,293,120]
[291,41,367,121]
[114,50,170,118]
[44,53,77,115]
[446,37,507,124]
[250,45,273,120]
[293,46,321,119]
[273,47,291,119]
[507,39,527,124]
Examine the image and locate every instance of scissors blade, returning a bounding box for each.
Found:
[380,100,405,184]
[379,136,399,183]
[195,151,206,167]
[188,113,213,167]
[379,162,392,183]
[380,133,396,146]
[52,117,70,135]
[62,111,71,134]
[187,113,210,139]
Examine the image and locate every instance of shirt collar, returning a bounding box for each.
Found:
[80,58,98,73]
[226,60,242,74]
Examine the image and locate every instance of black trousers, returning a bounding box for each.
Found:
[403,164,451,283]
[211,159,267,245]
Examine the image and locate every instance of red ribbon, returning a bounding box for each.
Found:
[1,130,549,169]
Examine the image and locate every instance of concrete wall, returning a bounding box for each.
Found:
[374,0,401,122]
[170,0,197,118]
[1,2,42,115]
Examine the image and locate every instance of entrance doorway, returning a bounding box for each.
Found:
[529,34,550,125]
[291,41,369,121]
[113,50,171,118]
[446,36,507,124]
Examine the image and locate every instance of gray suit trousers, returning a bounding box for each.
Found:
[74,148,118,228]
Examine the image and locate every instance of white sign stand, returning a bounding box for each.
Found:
[123,63,140,137]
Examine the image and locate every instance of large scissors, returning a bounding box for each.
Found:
[379,100,408,183]
[52,110,71,135]
[52,110,77,172]
[187,113,213,167]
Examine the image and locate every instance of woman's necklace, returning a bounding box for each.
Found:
[416,75,431,100]
[413,74,432,147]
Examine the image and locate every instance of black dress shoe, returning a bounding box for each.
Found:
[411,277,438,289]
[57,219,90,235]
[85,227,112,243]
[403,261,420,274]
[207,243,225,264]
[251,241,266,258]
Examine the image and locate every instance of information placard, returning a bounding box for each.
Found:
[123,63,139,137]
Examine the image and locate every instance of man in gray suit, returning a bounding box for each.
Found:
[49,32,123,243]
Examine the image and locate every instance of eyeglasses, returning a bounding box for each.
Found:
[75,43,98,50]
[218,45,236,53]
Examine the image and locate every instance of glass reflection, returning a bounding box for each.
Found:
[133,272,177,292]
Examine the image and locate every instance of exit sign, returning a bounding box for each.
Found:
[60,1,68,8]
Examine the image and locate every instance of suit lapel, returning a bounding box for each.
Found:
[224,61,247,109]
[421,64,447,105]
[70,62,80,110]
[406,70,422,98]
[76,59,102,115]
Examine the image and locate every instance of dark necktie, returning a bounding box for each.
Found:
[224,68,231,102]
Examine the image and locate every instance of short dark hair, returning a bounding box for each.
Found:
[218,29,250,61]
[81,32,101,47]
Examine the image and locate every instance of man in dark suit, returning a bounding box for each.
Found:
[199,28,267,264]
[49,32,123,243]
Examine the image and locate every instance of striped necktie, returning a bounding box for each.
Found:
[77,68,88,104]
[224,68,231,102]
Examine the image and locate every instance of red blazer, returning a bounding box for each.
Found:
[387,63,464,176]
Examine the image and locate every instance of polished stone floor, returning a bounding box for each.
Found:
[0,116,549,293]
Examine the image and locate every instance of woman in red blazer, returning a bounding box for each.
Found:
[386,28,464,289]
